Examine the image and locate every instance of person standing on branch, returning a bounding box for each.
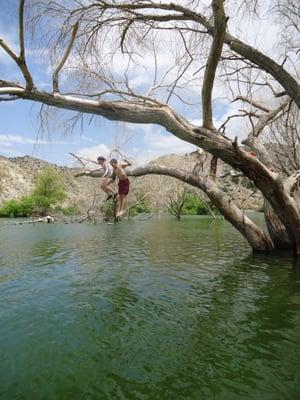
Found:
[110,159,131,217]
[97,156,116,200]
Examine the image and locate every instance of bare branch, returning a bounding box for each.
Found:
[233,95,271,113]
[0,0,34,90]
[69,152,86,167]
[0,37,20,70]
[52,21,79,94]
[18,0,34,89]
[19,0,26,62]
[85,1,300,106]
[246,99,290,141]
[202,0,228,128]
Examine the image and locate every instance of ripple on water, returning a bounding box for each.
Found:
[0,216,299,400]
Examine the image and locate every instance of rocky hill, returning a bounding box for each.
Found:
[0,155,101,212]
[0,153,263,213]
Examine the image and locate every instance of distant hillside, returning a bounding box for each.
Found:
[0,155,101,212]
[132,152,263,210]
[0,153,263,213]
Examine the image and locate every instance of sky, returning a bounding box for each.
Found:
[0,0,285,167]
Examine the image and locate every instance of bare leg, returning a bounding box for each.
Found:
[117,194,126,216]
[101,178,115,196]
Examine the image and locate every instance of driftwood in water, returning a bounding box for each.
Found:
[12,216,55,225]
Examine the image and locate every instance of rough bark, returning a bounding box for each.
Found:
[202,0,227,129]
[264,201,292,250]
[209,155,218,181]
[130,166,274,252]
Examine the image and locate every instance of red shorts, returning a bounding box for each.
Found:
[118,178,130,195]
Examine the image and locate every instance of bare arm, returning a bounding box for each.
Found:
[121,159,131,168]
[85,164,104,174]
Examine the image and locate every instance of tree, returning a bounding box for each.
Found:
[166,187,216,219]
[167,188,189,220]
[0,0,299,254]
[0,167,66,217]
[31,167,67,214]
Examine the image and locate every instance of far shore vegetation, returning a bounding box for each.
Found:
[0,167,68,217]
[0,166,218,219]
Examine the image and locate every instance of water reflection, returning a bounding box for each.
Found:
[0,217,299,399]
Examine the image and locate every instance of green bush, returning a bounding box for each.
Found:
[0,197,36,217]
[128,193,152,216]
[0,167,66,217]
[181,192,219,216]
[33,167,66,204]
[129,202,152,216]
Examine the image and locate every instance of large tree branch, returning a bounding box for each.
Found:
[202,0,227,129]
[0,0,34,90]
[285,169,300,200]
[19,0,26,62]
[93,1,300,107]
[241,99,290,165]
[0,38,19,63]
[52,21,79,94]
[0,84,299,245]
[77,163,273,251]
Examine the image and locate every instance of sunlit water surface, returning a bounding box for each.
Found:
[0,215,299,400]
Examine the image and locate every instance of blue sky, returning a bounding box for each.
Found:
[0,0,198,165]
[0,0,278,166]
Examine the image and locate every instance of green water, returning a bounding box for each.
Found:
[0,215,299,400]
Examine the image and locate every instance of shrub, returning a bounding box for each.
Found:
[181,192,219,216]
[0,167,67,217]
[33,167,66,204]
[129,203,152,216]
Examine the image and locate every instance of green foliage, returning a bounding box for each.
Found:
[33,167,66,204]
[129,202,152,216]
[0,197,36,217]
[0,167,66,217]
[179,192,219,216]
[181,192,206,215]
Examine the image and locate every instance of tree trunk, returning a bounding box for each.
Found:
[264,201,292,250]
[3,87,298,254]
[127,165,274,252]
[209,155,218,180]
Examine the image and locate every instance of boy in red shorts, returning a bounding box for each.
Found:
[110,158,131,217]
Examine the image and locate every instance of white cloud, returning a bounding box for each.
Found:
[73,143,110,167]
[0,134,70,146]
[125,124,197,165]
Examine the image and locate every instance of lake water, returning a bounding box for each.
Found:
[0,215,299,400]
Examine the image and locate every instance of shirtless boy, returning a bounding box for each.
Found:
[97,156,116,200]
[109,159,131,217]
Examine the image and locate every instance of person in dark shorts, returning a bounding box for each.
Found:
[110,158,131,217]
[97,156,116,200]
